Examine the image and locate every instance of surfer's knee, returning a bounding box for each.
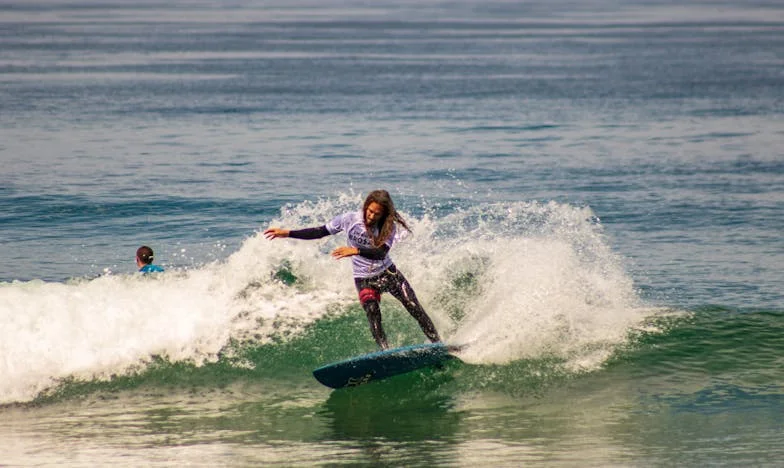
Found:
[360,292,381,318]
[358,287,381,305]
[363,300,381,320]
[400,297,425,317]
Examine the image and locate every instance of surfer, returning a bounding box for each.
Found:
[264,190,441,349]
[136,245,164,273]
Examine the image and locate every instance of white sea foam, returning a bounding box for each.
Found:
[392,200,651,370]
[0,238,350,404]
[0,195,652,403]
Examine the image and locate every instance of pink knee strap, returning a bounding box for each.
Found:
[358,288,381,304]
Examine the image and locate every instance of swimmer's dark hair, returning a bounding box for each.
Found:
[136,246,154,265]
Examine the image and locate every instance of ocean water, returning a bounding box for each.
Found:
[1,0,783,465]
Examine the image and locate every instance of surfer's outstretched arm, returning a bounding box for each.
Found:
[264,226,330,240]
[266,226,388,261]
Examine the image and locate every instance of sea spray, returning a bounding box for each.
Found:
[394,200,650,370]
[1,194,655,404]
[0,252,347,404]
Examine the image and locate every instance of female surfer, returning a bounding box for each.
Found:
[264,190,441,350]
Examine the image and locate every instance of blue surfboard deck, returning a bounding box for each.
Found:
[313,343,457,389]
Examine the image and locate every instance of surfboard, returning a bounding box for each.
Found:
[312,342,458,389]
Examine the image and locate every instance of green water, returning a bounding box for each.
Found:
[3,307,782,466]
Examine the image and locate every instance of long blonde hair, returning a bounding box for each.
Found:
[363,190,410,247]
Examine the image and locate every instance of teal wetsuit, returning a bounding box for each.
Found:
[139,264,164,274]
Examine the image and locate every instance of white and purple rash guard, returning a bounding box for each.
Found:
[326,211,395,278]
[287,211,395,279]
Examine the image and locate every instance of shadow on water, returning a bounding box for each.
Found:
[316,365,464,464]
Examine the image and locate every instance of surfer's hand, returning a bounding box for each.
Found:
[331,246,359,259]
[264,228,289,239]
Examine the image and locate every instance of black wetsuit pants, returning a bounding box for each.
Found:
[354,264,441,349]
